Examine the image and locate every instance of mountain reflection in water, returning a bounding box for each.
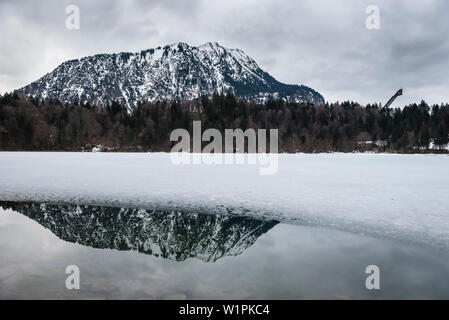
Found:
[0,202,279,262]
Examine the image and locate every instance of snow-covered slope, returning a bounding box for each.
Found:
[14,42,324,108]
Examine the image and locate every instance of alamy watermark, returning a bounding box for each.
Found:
[65,265,80,290]
[365,265,380,290]
[65,5,80,30]
[170,121,279,175]
[365,5,380,30]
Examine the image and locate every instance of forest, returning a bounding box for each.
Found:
[0,93,448,153]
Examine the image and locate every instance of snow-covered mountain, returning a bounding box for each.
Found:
[15,42,324,108]
[4,202,278,262]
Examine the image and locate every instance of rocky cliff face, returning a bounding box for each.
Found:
[15,42,324,109]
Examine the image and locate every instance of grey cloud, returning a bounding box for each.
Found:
[0,0,448,106]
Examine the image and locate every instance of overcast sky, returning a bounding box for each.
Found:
[0,0,448,107]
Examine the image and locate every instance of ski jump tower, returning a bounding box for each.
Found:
[381,89,403,111]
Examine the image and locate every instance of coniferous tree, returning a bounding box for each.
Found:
[0,95,448,153]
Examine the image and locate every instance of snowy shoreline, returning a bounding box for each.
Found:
[1,152,449,249]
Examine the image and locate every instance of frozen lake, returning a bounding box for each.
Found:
[0,152,449,248]
[1,152,449,299]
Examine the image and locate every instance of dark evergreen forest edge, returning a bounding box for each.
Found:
[0,93,448,153]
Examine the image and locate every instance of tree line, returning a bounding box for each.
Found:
[0,93,448,153]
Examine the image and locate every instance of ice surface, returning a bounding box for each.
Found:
[1,152,449,249]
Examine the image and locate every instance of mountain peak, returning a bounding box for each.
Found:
[15,42,324,108]
[201,41,222,48]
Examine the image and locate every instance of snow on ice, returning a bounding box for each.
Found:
[0,152,449,249]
